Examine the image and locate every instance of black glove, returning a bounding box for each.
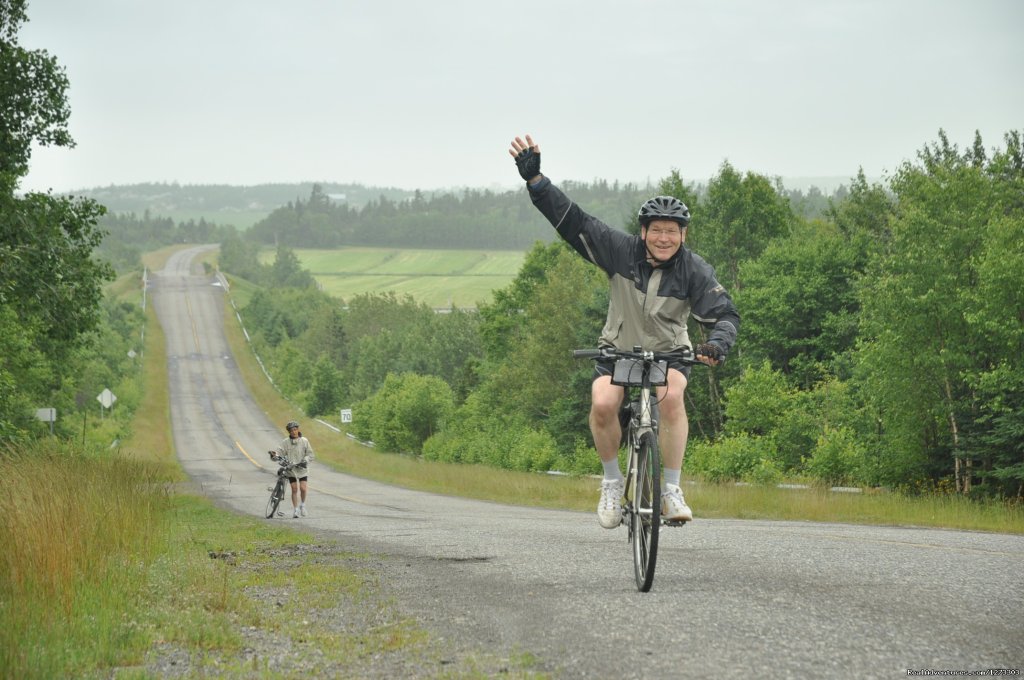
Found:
[513,147,541,182]
[694,343,724,363]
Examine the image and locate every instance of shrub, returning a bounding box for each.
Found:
[804,426,864,486]
[743,456,784,486]
[353,373,454,454]
[686,433,772,482]
[724,361,794,437]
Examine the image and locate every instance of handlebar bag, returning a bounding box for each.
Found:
[611,358,668,387]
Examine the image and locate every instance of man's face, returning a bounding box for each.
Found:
[642,219,685,261]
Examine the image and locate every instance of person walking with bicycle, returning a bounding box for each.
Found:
[268,420,315,518]
[509,134,740,528]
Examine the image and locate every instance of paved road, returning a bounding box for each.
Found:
[152,246,1024,678]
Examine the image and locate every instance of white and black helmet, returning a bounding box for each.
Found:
[638,195,691,228]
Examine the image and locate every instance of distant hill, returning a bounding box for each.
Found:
[69,182,429,229]
[69,176,864,230]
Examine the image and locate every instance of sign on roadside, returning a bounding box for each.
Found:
[340,408,352,423]
[97,388,117,414]
[35,407,56,434]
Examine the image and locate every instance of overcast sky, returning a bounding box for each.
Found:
[17,0,1024,194]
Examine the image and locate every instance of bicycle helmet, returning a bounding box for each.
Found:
[638,195,691,228]
[286,420,300,430]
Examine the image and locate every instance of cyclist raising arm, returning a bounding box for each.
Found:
[508,134,740,528]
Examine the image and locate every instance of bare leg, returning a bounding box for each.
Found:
[656,369,689,471]
[590,376,624,463]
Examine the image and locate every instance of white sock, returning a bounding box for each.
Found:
[663,467,681,489]
[602,459,624,482]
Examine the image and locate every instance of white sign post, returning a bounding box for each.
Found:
[97,388,117,417]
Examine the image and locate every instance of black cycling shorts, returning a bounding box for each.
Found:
[593,358,691,382]
[286,475,308,483]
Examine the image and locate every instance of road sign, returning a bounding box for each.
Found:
[340,408,353,423]
[97,388,117,409]
[35,408,56,434]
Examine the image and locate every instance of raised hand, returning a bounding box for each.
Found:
[509,134,541,182]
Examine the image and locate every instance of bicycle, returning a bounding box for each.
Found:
[573,345,702,592]
[265,455,297,519]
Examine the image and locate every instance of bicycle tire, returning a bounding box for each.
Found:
[632,432,661,591]
[265,478,283,518]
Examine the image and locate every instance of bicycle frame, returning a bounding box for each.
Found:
[623,355,659,527]
[574,346,699,592]
[265,457,295,519]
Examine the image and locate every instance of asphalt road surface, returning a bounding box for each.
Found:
[152,246,1023,678]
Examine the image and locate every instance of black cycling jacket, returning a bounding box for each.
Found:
[527,176,739,356]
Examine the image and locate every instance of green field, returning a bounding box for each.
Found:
[260,247,526,308]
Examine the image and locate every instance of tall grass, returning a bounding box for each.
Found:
[0,441,172,678]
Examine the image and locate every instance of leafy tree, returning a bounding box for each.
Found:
[0,0,113,436]
[353,373,454,454]
[305,355,344,417]
[218,230,265,282]
[0,0,72,192]
[855,129,1022,493]
[736,221,863,386]
[269,245,316,289]
[959,132,1024,496]
[477,240,568,360]
[696,161,794,291]
[826,168,895,245]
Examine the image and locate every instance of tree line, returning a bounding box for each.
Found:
[243,179,842,251]
[226,129,1023,500]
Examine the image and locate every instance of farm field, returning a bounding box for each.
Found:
[260,247,526,308]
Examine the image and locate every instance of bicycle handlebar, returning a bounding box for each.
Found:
[572,347,700,365]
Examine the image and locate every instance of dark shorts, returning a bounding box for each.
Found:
[593,358,691,382]
[286,473,308,483]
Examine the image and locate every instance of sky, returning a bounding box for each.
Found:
[17,0,1024,194]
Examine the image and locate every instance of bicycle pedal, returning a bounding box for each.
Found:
[267,486,274,491]
[276,511,285,517]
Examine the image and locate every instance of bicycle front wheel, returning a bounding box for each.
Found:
[631,432,661,592]
[265,478,283,518]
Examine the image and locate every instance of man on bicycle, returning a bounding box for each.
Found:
[268,420,315,518]
[509,134,740,528]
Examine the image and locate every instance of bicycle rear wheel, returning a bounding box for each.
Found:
[265,478,283,518]
[631,432,661,591]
